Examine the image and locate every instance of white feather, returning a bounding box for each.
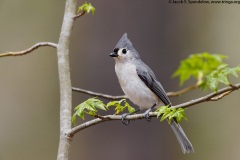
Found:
[115,60,161,109]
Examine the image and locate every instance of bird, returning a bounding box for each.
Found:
[109,33,194,154]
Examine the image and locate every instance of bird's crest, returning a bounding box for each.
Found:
[115,33,140,59]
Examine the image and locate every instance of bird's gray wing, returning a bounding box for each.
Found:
[136,63,171,106]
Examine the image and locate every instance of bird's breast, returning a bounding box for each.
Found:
[115,62,160,109]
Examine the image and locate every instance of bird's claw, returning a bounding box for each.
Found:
[144,112,152,122]
[121,113,131,125]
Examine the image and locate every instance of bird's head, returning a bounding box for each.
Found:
[109,33,140,62]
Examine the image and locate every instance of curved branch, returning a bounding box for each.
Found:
[73,11,85,20]
[172,83,240,109]
[66,113,155,138]
[0,42,57,57]
[67,83,240,138]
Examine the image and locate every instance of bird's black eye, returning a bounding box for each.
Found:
[122,49,127,54]
[113,48,119,53]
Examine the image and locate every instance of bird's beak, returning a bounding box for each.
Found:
[109,52,118,57]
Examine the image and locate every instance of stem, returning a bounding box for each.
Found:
[56,0,77,160]
[73,11,86,20]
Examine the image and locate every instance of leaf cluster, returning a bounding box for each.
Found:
[78,2,95,15]
[72,97,106,126]
[205,64,240,92]
[156,106,187,123]
[72,98,135,126]
[173,52,227,86]
[106,99,135,115]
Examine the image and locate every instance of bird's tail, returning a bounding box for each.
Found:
[170,120,194,154]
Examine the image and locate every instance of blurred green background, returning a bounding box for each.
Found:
[0,0,240,160]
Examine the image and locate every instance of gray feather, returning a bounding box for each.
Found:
[135,61,171,106]
[171,120,194,154]
[115,33,140,59]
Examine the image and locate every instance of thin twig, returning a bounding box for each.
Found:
[72,87,127,100]
[210,90,233,101]
[73,11,85,20]
[66,83,240,138]
[172,83,240,109]
[0,42,57,57]
[72,83,198,100]
[167,84,199,97]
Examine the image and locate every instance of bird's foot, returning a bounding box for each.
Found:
[143,108,152,122]
[121,109,140,125]
[143,103,157,122]
[121,113,131,125]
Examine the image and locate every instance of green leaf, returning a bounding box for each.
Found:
[114,104,125,115]
[72,97,106,125]
[72,112,77,126]
[106,99,125,108]
[217,64,228,70]
[156,106,169,118]
[173,52,227,86]
[86,111,97,117]
[107,99,127,114]
[107,99,135,114]
[156,106,187,123]
[217,73,229,85]
[168,108,187,123]
[207,76,219,92]
[78,2,96,15]
[205,65,240,92]
[125,101,136,113]
[90,98,107,111]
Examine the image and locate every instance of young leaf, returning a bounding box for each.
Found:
[173,52,227,86]
[114,104,125,115]
[156,106,169,118]
[156,106,187,123]
[125,101,136,113]
[160,109,172,122]
[168,108,187,123]
[205,65,240,92]
[72,97,106,125]
[90,98,107,111]
[106,99,136,114]
[72,112,77,126]
[107,99,126,114]
[106,99,126,108]
[78,2,96,15]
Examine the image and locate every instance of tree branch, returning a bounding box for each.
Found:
[66,83,240,138]
[172,83,240,109]
[72,83,199,100]
[72,87,127,100]
[0,42,57,57]
[167,84,199,97]
[73,11,85,20]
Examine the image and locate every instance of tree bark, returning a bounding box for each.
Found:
[57,0,77,160]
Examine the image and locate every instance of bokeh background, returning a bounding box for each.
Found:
[0,0,240,160]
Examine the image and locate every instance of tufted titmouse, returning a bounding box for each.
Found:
[109,33,194,154]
